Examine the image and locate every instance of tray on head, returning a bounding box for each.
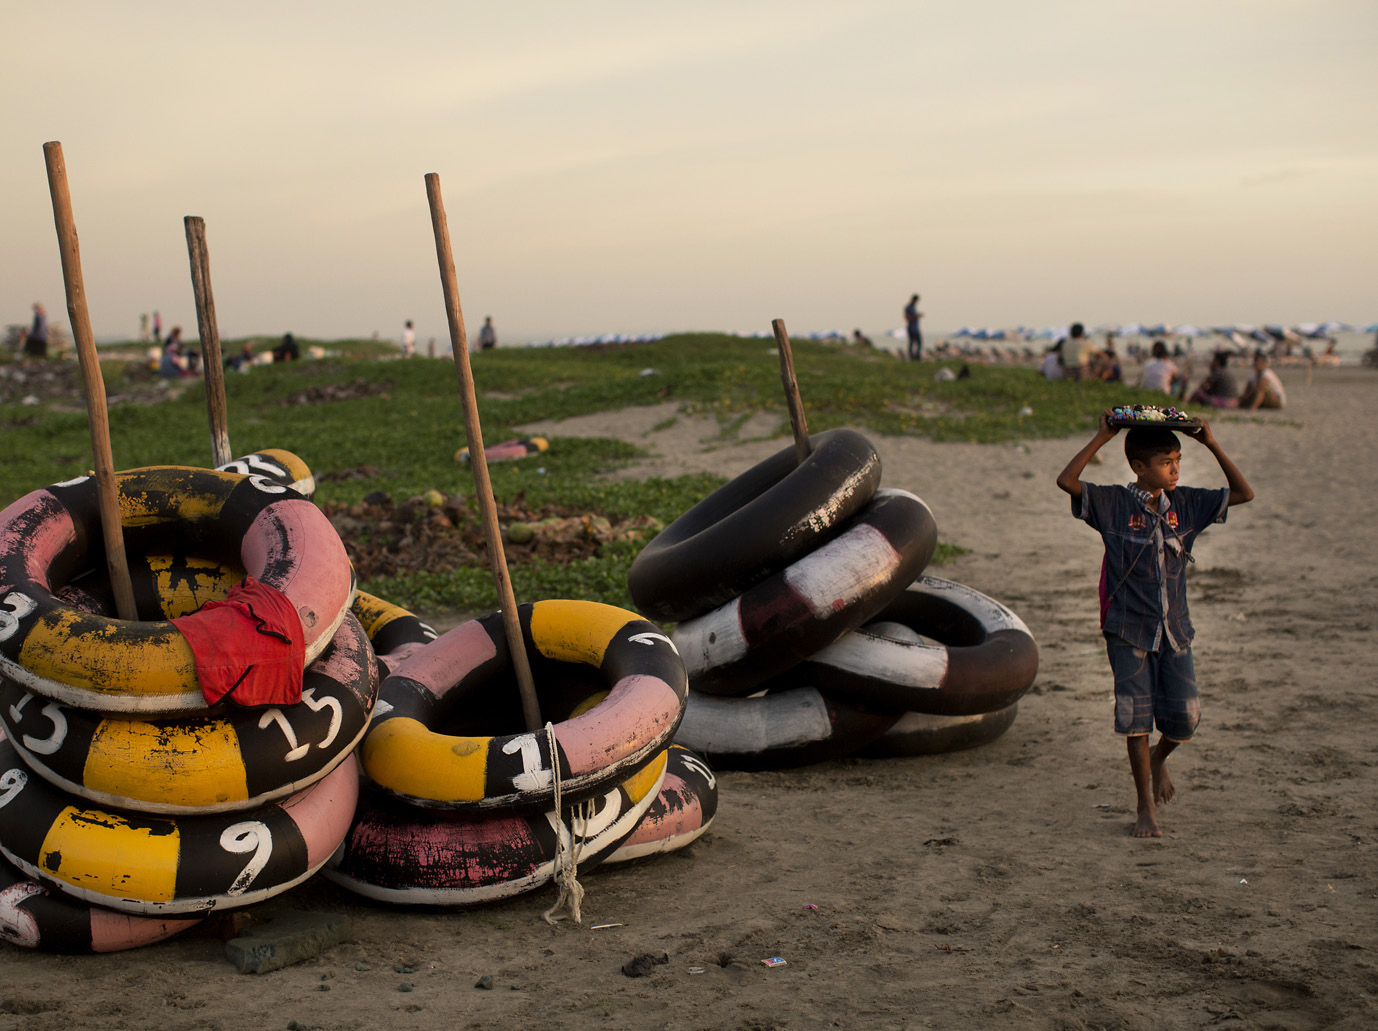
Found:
[1107,405,1200,430]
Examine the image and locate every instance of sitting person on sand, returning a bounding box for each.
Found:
[1057,413,1253,837]
[1238,352,1286,409]
[159,327,199,377]
[272,333,299,363]
[1138,340,1178,394]
[1187,352,1240,408]
[1039,342,1064,380]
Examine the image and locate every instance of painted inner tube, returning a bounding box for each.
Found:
[325,749,666,907]
[351,590,438,677]
[0,613,376,814]
[671,489,938,697]
[628,428,882,622]
[854,704,1019,758]
[0,851,200,953]
[362,600,687,811]
[0,741,358,916]
[793,575,1039,716]
[0,465,355,713]
[673,686,900,771]
[455,436,549,465]
[603,744,718,863]
[56,551,244,621]
[215,448,316,499]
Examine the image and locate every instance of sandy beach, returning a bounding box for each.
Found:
[4,364,1375,1031]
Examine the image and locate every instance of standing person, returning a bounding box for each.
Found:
[478,316,497,351]
[401,319,415,358]
[903,294,923,360]
[152,310,162,344]
[1060,322,1094,381]
[139,313,150,343]
[25,303,48,358]
[1056,412,1253,837]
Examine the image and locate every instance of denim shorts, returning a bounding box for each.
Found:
[1105,637,1200,740]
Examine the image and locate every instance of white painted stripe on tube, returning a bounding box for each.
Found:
[811,633,950,689]
[671,600,748,675]
[784,522,898,618]
[676,689,833,753]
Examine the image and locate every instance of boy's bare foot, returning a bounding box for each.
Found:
[1151,757,1176,806]
[1133,807,1162,838]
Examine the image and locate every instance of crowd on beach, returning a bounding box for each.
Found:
[1029,324,1293,409]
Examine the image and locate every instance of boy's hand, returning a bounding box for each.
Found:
[1098,409,1119,437]
[1184,419,1217,447]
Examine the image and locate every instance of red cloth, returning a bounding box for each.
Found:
[173,575,305,707]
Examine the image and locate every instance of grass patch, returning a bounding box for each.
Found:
[2,334,1135,619]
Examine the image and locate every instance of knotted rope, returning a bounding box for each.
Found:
[542,721,590,924]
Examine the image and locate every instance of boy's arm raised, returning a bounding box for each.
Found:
[1184,419,1254,507]
[1056,409,1118,502]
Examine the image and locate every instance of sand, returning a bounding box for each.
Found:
[4,365,1376,1031]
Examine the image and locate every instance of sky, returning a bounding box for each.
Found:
[5,1,1376,345]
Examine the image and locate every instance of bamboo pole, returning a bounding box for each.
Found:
[771,318,811,464]
[424,172,542,733]
[184,216,231,466]
[42,141,138,622]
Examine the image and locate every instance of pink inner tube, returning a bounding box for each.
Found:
[0,467,355,713]
[604,745,718,864]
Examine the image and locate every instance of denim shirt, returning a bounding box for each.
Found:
[1077,482,1229,653]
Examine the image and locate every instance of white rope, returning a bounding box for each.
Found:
[542,721,588,925]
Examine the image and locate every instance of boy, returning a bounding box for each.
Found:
[1056,411,1253,837]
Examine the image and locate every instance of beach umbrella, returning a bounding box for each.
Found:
[1318,321,1351,334]
[1118,323,1144,337]
[1142,324,1167,337]
[1171,324,1203,337]
[1363,323,1378,334]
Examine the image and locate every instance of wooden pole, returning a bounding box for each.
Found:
[42,142,138,622]
[771,317,811,464]
[424,172,542,733]
[184,216,231,466]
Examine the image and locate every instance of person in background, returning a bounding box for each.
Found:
[1039,341,1064,380]
[272,333,299,362]
[904,294,923,360]
[1139,340,1178,394]
[478,316,497,351]
[1093,343,1123,383]
[401,319,416,357]
[1238,352,1286,409]
[160,327,197,377]
[1187,352,1239,408]
[152,310,162,344]
[226,342,255,371]
[139,312,150,343]
[852,328,873,348]
[25,303,48,358]
[1060,322,1095,381]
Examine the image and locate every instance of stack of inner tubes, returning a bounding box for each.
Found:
[627,428,1037,768]
[325,599,716,906]
[0,452,366,952]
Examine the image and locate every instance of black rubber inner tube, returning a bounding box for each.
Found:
[627,428,881,622]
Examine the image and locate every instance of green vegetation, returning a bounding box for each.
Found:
[3,332,1173,620]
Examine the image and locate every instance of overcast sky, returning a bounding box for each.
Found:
[5,1,1375,344]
